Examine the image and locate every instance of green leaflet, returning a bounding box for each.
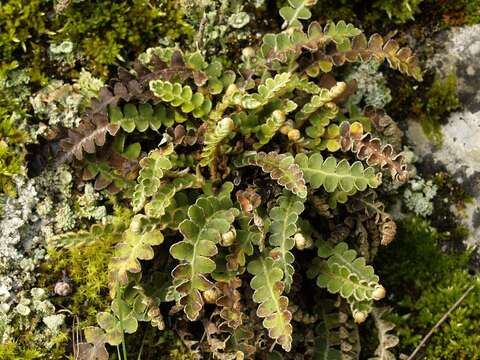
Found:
[109,103,184,132]
[254,110,286,150]
[169,191,239,321]
[268,192,305,293]
[109,215,164,286]
[241,151,307,199]
[149,79,212,118]
[200,117,235,166]
[307,241,385,321]
[295,153,381,193]
[247,257,293,352]
[279,0,317,29]
[132,149,172,212]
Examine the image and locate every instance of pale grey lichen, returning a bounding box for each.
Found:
[30,70,103,131]
[75,183,107,221]
[0,165,76,346]
[49,40,76,66]
[403,178,438,217]
[346,61,392,109]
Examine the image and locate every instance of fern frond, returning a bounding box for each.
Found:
[149,80,212,118]
[240,151,307,198]
[109,103,182,133]
[226,215,262,271]
[247,256,293,351]
[308,241,385,319]
[169,192,239,320]
[109,215,164,286]
[60,115,120,161]
[268,192,305,292]
[144,173,203,218]
[199,117,235,166]
[295,82,346,124]
[132,149,173,212]
[295,153,381,193]
[48,223,122,248]
[314,299,360,360]
[370,307,399,360]
[241,72,292,109]
[339,121,409,182]
[216,277,244,329]
[254,110,286,149]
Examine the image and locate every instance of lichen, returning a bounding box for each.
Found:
[403,178,438,217]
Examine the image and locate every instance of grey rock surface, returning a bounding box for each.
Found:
[408,24,480,250]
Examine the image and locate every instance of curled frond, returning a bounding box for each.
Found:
[295,153,381,193]
[216,277,244,329]
[247,257,293,351]
[339,121,409,182]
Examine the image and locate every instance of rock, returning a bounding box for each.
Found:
[408,24,480,252]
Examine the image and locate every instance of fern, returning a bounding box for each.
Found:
[369,307,399,360]
[254,109,286,149]
[48,223,122,248]
[247,256,293,351]
[109,215,164,286]
[144,173,203,218]
[295,153,381,193]
[295,82,346,125]
[240,151,307,198]
[314,299,360,360]
[268,192,305,293]
[241,72,292,109]
[60,115,120,161]
[200,117,235,166]
[339,121,409,182]
[279,0,317,29]
[150,79,213,118]
[308,241,385,321]
[132,149,173,212]
[169,192,239,320]
[109,103,182,132]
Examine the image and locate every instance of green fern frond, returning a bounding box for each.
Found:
[295,153,381,193]
[48,223,123,248]
[308,241,385,320]
[169,191,239,321]
[109,103,183,132]
[247,256,293,351]
[144,173,203,218]
[241,72,291,109]
[109,215,164,286]
[149,80,212,118]
[268,192,305,293]
[199,117,235,166]
[132,149,173,212]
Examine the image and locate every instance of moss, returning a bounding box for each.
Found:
[421,72,460,144]
[376,217,480,358]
